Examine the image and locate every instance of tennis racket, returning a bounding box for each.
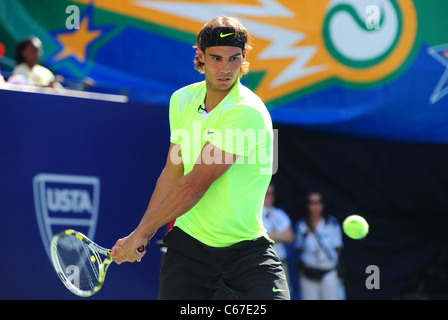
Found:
[50,229,147,297]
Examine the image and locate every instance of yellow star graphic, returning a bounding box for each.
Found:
[53,15,102,63]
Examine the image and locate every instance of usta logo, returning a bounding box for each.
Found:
[46,188,93,213]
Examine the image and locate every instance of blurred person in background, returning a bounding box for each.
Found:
[262,183,294,286]
[295,191,343,300]
[9,36,61,88]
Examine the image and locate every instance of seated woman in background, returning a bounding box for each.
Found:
[9,36,60,88]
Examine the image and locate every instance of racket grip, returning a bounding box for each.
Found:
[136,241,149,254]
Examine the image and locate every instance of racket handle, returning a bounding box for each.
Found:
[136,241,149,254]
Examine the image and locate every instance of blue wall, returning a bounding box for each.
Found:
[0,86,170,299]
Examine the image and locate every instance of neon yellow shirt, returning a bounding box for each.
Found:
[169,80,274,247]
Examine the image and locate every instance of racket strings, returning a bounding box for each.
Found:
[55,235,101,292]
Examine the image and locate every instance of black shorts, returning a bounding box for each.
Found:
[157,227,290,300]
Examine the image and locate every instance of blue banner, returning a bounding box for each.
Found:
[1,0,447,142]
[0,87,168,299]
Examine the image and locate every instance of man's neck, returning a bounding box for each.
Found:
[204,81,237,112]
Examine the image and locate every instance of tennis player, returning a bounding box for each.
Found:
[111,16,290,300]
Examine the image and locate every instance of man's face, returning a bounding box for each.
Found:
[198,46,246,93]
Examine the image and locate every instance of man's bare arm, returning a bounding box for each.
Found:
[111,142,237,263]
[138,143,184,237]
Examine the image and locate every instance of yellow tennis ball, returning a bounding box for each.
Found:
[343,215,369,239]
[91,255,96,263]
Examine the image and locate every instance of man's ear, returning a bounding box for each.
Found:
[197,48,205,63]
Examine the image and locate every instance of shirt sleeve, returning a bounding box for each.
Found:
[207,105,268,157]
[332,221,343,249]
[294,220,307,249]
[275,208,292,232]
[34,65,55,86]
